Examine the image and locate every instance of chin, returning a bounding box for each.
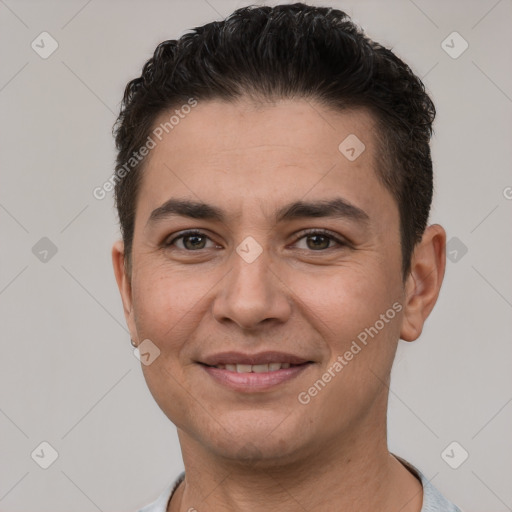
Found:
[200,414,308,465]
[217,440,304,469]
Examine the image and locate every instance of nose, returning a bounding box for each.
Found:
[212,242,292,331]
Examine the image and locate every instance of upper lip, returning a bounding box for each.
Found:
[199,351,313,366]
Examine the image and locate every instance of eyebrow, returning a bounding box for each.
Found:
[146,197,370,227]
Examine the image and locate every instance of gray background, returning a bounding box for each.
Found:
[0,0,511,510]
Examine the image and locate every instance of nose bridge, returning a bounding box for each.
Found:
[212,239,290,329]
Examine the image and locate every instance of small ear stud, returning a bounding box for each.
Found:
[130,338,138,348]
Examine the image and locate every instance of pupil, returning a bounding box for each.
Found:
[308,235,329,250]
[186,235,204,249]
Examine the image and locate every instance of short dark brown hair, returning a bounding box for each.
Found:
[113,2,435,278]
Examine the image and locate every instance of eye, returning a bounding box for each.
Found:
[163,228,348,252]
[293,229,347,251]
[164,230,218,251]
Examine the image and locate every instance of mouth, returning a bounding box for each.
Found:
[197,352,314,392]
[199,350,313,367]
[201,362,309,372]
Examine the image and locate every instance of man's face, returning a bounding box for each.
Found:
[116,98,407,462]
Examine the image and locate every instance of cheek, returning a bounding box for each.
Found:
[294,270,402,427]
[131,267,209,427]
[294,262,404,406]
[131,263,210,340]
[300,263,401,340]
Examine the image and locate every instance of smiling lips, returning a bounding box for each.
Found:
[211,362,294,372]
[199,351,313,391]
[200,351,312,372]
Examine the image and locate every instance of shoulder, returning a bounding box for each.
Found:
[136,472,185,512]
[396,456,463,512]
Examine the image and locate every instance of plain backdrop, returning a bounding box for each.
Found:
[1,0,511,511]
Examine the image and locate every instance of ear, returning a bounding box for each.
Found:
[112,240,138,342]
[400,224,446,342]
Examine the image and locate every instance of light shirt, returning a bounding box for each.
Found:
[137,458,462,512]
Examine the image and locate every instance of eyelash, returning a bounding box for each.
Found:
[164,228,348,251]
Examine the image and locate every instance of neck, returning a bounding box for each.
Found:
[169,419,422,512]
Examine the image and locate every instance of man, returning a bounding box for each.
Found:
[111,3,460,511]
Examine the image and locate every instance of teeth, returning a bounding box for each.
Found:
[213,362,296,372]
[252,364,268,373]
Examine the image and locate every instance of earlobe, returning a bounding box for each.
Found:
[112,240,137,340]
[400,224,446,342]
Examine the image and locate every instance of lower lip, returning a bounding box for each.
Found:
[201,363,312,392]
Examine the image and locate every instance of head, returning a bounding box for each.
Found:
[112,3,445,466]
[113,3,436,279]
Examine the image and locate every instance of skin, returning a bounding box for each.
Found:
[112,97,446,512]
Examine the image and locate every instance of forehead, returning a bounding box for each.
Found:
[148,98,378,166]
[134,98,395,227]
